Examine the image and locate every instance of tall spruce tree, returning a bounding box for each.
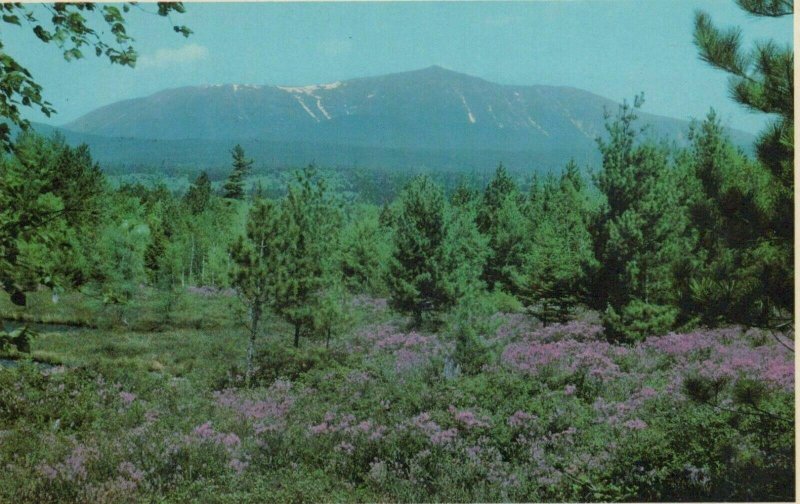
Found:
[340,206,391,294]
[223,145,253,200]
[693,0,793,323]
[388,175,449,324]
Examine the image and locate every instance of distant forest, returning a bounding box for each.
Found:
[3,99,792,342]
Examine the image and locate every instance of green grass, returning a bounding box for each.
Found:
[1,288,246,332]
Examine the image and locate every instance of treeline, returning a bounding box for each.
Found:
[1,99,791,358]
[105,159,508,206]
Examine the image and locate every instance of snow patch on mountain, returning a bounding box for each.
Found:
[456,91,476,124]
[527,116,549,137]
[278,81,343,95]
[292,95,319,122]
[316,98,332,120]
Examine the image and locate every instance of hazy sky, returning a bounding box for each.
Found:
[5,1,792,133]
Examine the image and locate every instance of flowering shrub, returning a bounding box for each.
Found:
[0,319,793,502]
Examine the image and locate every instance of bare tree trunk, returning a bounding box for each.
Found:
[326,327,331,349]
[293,323,301,348]
[246,303,260,387]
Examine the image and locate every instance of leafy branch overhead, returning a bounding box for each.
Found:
[0,2,190,152]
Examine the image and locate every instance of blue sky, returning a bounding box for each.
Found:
[5,1,792,133]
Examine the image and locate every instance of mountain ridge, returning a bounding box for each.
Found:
[49,66,754,172]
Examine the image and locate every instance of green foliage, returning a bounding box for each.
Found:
[274,165,343,346]
[387,175,449,322]
[592,98,695,329]
[514,161,596,324]
[222,145,253,200]
[693,1,793,321]
[230,164,343,358]
[230,198,283,381]
[387,175,486,324]
[0,2,190,151]
[339,206,391,294]
[313,278,352,349]
[602,299,679,343]
[253,344,351,384]
[445,294,501,374]
[183,171,212,215]
[678,110,791,326]
[0,133,105,305]
[477,164,528,294]
[0,325,35,354]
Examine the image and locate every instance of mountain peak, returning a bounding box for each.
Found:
[61,66,754,168]
[407,65,466,77]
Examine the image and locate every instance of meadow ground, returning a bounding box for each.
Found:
[0,289,794,503]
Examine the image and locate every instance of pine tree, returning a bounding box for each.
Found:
[313,276,350,349]
[441,197,490,305]
[340,206,391,294]
[387,176,445,323]
[693,1,793,322]
[387,175,486,324]
[223,145,253,200]
[184,171,212,214]
[144,226,167,285]
[274,165,341,347]
[450,178,478,208]
[477,164,528,294]
[592,98,695,340]
[230,199,284,384]
[680,110,782,325]
[514,162,595,324]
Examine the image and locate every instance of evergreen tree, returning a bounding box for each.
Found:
[477,164,528,295]
[514,162,596,324]
[592,98,695,340]
[313,276,351,349]
[223,145,253,200]
[387,176,451,324]
[184,171,212,215]
[229,199,284,384]
[680,110,782,325]
[378,202,396,229]
[274,166,341,347]
[144,226,167,285]
[693,1,793,322]
[340,206,391,294]
[251,180,267,201]
[450,178,479,208]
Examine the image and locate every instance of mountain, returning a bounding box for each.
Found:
[55,66,753,172]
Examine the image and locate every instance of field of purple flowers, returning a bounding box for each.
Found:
[0,297,794,502]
